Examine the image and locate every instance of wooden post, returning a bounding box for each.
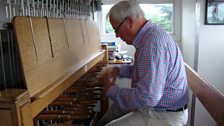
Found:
[0,89,33,126]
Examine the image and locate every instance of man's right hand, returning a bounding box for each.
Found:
[106,67,119,82]
[102,67,119,96]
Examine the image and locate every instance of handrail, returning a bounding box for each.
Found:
[185,63,224,125]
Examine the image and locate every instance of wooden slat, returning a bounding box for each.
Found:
[86,20,101,55]
[47,18,69,58]
[30,17,53,63]
[185,64,224,125]
[13,16,37,71]
[63,19,84,50]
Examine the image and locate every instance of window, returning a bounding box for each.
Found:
[100,0,181,41]
[102,5,114,33]
[140,4,173,33]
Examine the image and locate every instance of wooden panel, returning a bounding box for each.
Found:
[20,17,54,97]
[185,64,224,125]
[86,20,101,54]
[0,109,14,126]
[20,101,33,126]
[64,19,85,60]
[13,16,37,71]
[47,18,69,58]
[30,17,53,63]
[64,19,84,49]
[13,17,56,97]
[13,17,104,119]
[0,89,31,126]
[81,20,89,46]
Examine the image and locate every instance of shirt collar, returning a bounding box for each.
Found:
[132,20,153,49]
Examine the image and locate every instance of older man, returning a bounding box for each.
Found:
[97,1,188,126]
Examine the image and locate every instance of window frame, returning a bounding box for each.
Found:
[99,0,181,42]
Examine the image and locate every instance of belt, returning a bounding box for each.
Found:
[166,104,188,112]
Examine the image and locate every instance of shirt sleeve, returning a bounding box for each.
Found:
[107,47,169,111]
[118,64,133,78]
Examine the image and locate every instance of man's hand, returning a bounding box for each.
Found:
[106,67,119,82]
[103,76,115,96]
[102,67,119,96]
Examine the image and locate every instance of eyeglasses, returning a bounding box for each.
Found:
[114,17,127,34]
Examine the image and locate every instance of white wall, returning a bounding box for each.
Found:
[182,0,224,125]
[198,0,224,94]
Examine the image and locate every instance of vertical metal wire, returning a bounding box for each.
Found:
[2,0,94,20]
[12,0,16,17]
[56,0,58,18]
[9,29,19,88]
[49,0,52,17]
[31,0,35,16]
[13,31,24,88]
[6,28,14,88]
[0,31,7,89]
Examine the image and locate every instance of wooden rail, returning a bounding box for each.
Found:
[185,64,224,125]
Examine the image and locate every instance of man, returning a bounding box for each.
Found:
[98,1,188,126]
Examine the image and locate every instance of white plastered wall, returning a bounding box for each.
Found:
[181,0,224,125]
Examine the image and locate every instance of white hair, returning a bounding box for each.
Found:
[107,0,145,22]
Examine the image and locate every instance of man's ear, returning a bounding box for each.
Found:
[126,16,134,29]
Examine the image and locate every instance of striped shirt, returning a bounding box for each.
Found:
[107,20,189,112]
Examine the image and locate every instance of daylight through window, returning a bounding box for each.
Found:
[102,4,173,34]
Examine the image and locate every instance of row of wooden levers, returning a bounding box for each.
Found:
[34,61,108,126]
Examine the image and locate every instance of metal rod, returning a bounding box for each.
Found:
[27,0,31,16]
[46,0,49,17]
[5,0,9,19]
[49,0,52,17]
[59,0,62,18]
[6,29,15,88]
[76,0,79,19]
[71,0,75,18]
[65,0,68,18]
[62,0,65,18]
[52,0,56,17]
[9,30,18,88]
[75,0,78,18]
[41,0,44,17]
[31,0,35,16]
[68,0,71,18]
[24,0,28,15]
[0,31,7,89]
[36,0,39,16]
[12,0,16,17]
[20,0,25,16]
[14,31,22,88]
[56,0,59,18]
[15,0,20,16]
[8,0,12,19]
[79,0,82,19]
